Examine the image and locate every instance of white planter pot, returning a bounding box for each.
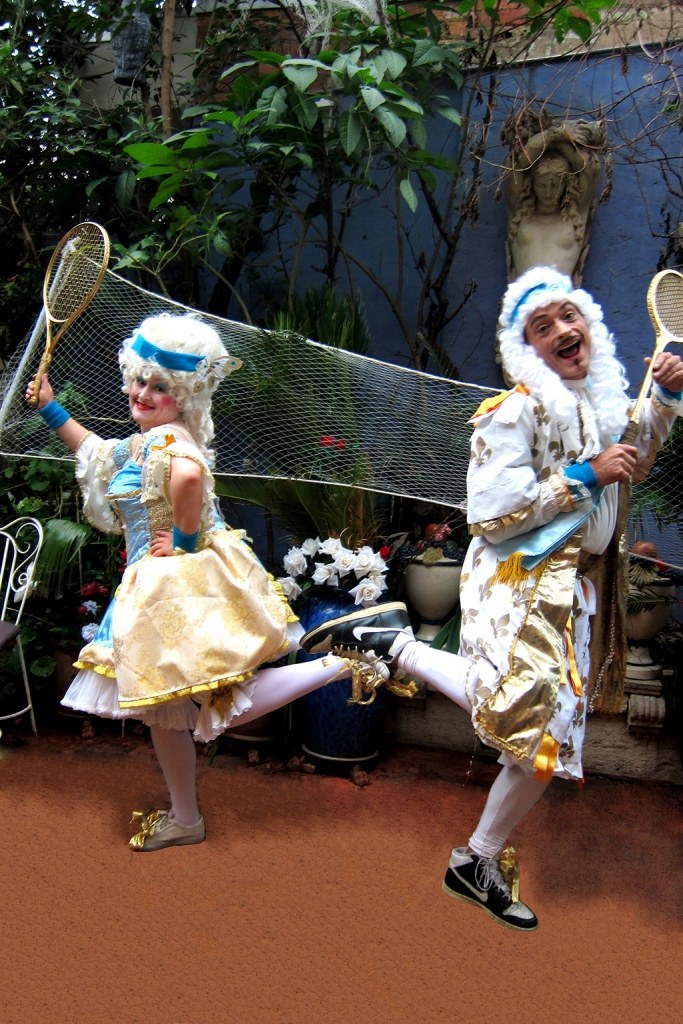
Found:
[404,557,462,642]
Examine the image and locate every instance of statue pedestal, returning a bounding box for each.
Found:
[623,645,666,736]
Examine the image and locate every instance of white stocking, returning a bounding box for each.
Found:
[149,724,200,826]
[396,641,473,714]
[467,764,551,860]
[229,655,351,728]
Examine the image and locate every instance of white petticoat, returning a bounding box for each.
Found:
[61,620,303,743]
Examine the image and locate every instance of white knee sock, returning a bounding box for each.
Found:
[396,641,473,714]
[466,764,551,861]
[229,655,351,727]
[150,725,201,826]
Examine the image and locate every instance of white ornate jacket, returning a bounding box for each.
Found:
[458,379,680,780]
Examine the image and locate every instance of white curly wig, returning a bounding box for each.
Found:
[119,313,240,465]
[498,266,631,439]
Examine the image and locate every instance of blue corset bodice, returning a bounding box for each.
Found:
[108,460,156,565]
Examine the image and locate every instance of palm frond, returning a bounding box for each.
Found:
[34,518,93,598]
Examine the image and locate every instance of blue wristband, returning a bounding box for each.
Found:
[38,400,70,431]
[172,526,199,553]
[657,384,683,401]
[564,461,598,488]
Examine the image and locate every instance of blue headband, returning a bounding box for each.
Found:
[131,333,206,373]
[509,283,557,326]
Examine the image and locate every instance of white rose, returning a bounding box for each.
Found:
[312,563,339,587]
[349,579,383,607]
[282,546,308,577]
[331,547,358,578]
[353,545,376,577]
[81,622,99,642]
[278,576,303,601]
[301,537,320,557]
[319,537,343,556]
[368,572,388,593]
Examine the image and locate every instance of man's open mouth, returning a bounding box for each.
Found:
[557,339,581,360]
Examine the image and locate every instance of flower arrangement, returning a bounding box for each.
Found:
[76,580,110,643]
[277,536,391,608]
[42,578,111,650]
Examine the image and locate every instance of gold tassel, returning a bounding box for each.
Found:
[498,845,521,903]
[324,650,419,705]
[492,551,530,587]
[386,677,420,699]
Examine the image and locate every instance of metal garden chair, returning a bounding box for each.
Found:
[0,517,44,737]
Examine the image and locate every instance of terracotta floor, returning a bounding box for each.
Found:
[1,723,681,1024]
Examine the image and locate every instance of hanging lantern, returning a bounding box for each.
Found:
[111,7,152,86]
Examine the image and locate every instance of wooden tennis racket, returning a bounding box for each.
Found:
[29,222,110,406]
[621,269,683,444]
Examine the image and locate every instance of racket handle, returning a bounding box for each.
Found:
[620,420,638,445]
[28,351,54,408]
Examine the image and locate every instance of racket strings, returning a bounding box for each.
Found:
[45,226,109,324]
[653,276,683,339]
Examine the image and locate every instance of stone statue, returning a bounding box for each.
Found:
[504,118,605,285]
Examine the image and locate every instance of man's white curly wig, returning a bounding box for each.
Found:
[498,266,631,439]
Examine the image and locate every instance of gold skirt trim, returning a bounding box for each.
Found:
[117,673,254,709]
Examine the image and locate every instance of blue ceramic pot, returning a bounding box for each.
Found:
[297,588,389,766]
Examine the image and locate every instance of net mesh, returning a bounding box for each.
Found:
[1,267,681,570]
[0,268,493,508]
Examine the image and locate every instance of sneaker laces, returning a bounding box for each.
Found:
[474,845,520,903]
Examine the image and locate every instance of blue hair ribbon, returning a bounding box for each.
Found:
[509,283,553,326]
[131,333,206,373]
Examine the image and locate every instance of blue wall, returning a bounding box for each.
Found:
[452,49,682,392]
[248,48,681,394]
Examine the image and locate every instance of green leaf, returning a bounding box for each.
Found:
[149,174,185,210]
[282,63,321,92]
[338,110,362,156]
[124,142,176,166]
[377,49,407,80]
[181,130,213,151]
[437,106,462,126]
[360,86,385,112]
[29,655,57,678]
[220,59,258,79]
[410,118,427,149]
[399,176,418,213]
[372,106,407,148]
[114,169,136,212]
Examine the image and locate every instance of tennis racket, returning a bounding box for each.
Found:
[29,222,110,406]
[621,269,683,444]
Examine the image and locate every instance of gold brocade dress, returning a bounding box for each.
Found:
[61,427,296,740]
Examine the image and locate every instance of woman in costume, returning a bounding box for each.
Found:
[26,313,377,852]
[299,266,683,930]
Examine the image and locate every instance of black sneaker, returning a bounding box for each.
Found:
[300,602,415,664]
[442,847,538,931]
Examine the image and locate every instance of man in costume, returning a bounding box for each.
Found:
[301,265,683,930]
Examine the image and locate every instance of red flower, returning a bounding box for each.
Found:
[335,439,346,450]
[320,435,335,447]
[80,582,100,598]
[378,545,391,559]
